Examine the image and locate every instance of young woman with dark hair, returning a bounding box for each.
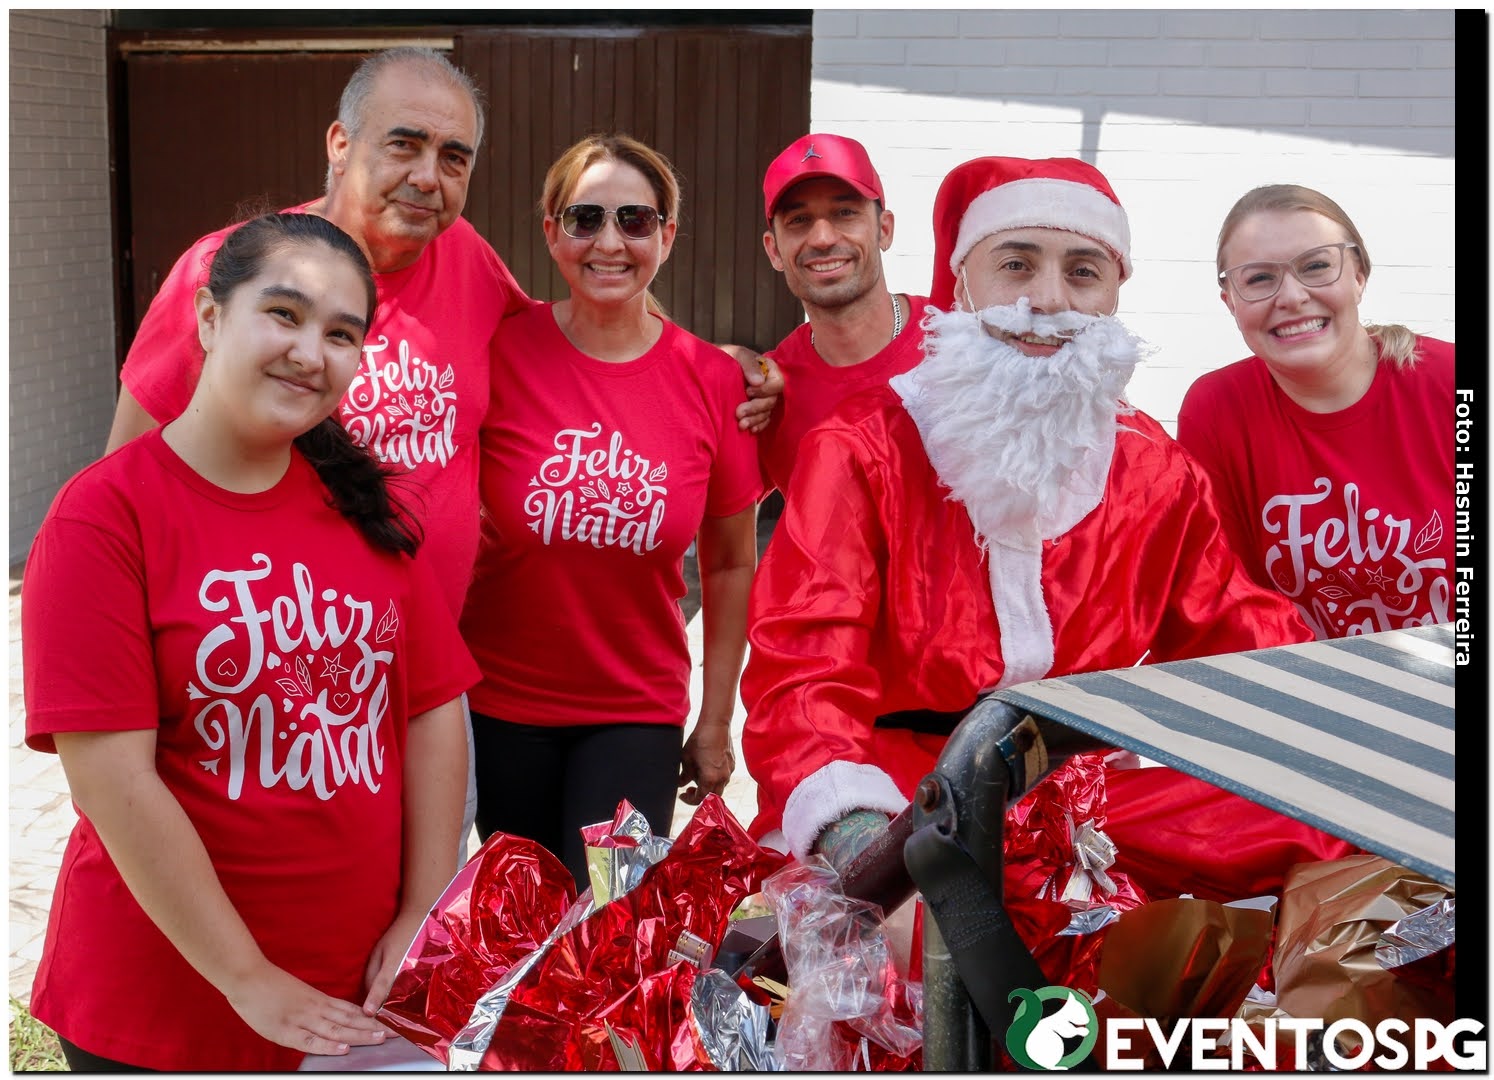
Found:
[22,212,476,1070]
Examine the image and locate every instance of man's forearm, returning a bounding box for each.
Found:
[812,808,892,875]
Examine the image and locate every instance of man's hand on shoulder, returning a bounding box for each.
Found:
[720,345,784,435]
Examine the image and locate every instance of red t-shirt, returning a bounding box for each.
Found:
[461,304,763,726]
[22,430,479,1071]
[1177,336,1455,639]
[742,392,1311,841]
[120,207,532,617]
[757,295,932,494]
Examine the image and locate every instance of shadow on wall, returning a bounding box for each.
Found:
[812,9,1456,164]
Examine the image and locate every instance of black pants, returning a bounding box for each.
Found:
[471,714,684,887]
[58,1036,151,1072]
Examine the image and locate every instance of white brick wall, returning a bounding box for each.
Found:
[808,8,1456,430]
[9,9,116,563]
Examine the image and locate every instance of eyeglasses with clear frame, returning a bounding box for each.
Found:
[558,203,664,241]
[1218,242,1360,302]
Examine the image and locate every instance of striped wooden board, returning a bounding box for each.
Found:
[995,624,1457,888]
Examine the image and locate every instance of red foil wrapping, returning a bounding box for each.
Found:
[1007,755,1147,911]
[1003,755,1147,992]
[1007,754,1109,864]
[378,833,578,1061]
[480,795,786,1070]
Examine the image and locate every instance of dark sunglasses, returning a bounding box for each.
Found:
[559,203,664,240]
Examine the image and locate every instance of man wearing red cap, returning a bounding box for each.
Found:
[741,134,932,495]
[741,156,1331,880]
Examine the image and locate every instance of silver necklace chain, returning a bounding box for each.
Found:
[813,293,902,351]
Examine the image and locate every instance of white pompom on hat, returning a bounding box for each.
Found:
[930,156,1133,308]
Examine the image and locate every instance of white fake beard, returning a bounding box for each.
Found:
[891,299,1143,547]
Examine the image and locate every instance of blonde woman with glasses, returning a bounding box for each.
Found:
[458,134,761,885]
[1178,184,1454,640]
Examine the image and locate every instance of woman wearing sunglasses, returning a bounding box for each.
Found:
[459,133,761,884]
[1177,184,1454,640]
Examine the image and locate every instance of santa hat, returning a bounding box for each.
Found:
[929,156,1132,308]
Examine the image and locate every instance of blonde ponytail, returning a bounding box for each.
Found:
[1366,323,1422,369]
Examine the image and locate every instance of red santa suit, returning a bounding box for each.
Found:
[740,387,1313,858]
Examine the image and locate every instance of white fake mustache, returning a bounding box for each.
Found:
[973,298,1104,342]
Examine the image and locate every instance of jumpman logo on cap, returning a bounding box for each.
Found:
[801,143,822,162]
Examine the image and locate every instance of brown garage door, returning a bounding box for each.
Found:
[121,49,369,344]
[118,25,809,362]
[455,26,811,350]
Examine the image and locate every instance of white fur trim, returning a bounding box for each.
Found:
[782,760,910,862]
[1040,437,1113,540]
[757,829,791,855]
[952,177,1132,279]
[990,540,1055,688]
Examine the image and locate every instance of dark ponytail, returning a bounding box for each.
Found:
[209,212,421,556]
[294,418,423,556]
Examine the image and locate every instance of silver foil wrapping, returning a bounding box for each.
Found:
[689,967,777,1071]
[1375,897,1456,970]
[1058,903,1121,936]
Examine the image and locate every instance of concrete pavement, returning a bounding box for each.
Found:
[9,566,76,1005]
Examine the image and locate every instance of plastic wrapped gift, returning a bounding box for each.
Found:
[377,796,786,1071]
[762,860,923,1072]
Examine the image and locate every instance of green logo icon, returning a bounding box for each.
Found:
[1005,986,1099,1070]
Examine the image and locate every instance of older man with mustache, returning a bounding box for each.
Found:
[107,47,530,618]
[741,156,1351,895]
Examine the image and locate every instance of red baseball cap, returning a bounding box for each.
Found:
[762,133,885,221]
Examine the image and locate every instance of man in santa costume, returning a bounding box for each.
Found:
[741,156,1351,892]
